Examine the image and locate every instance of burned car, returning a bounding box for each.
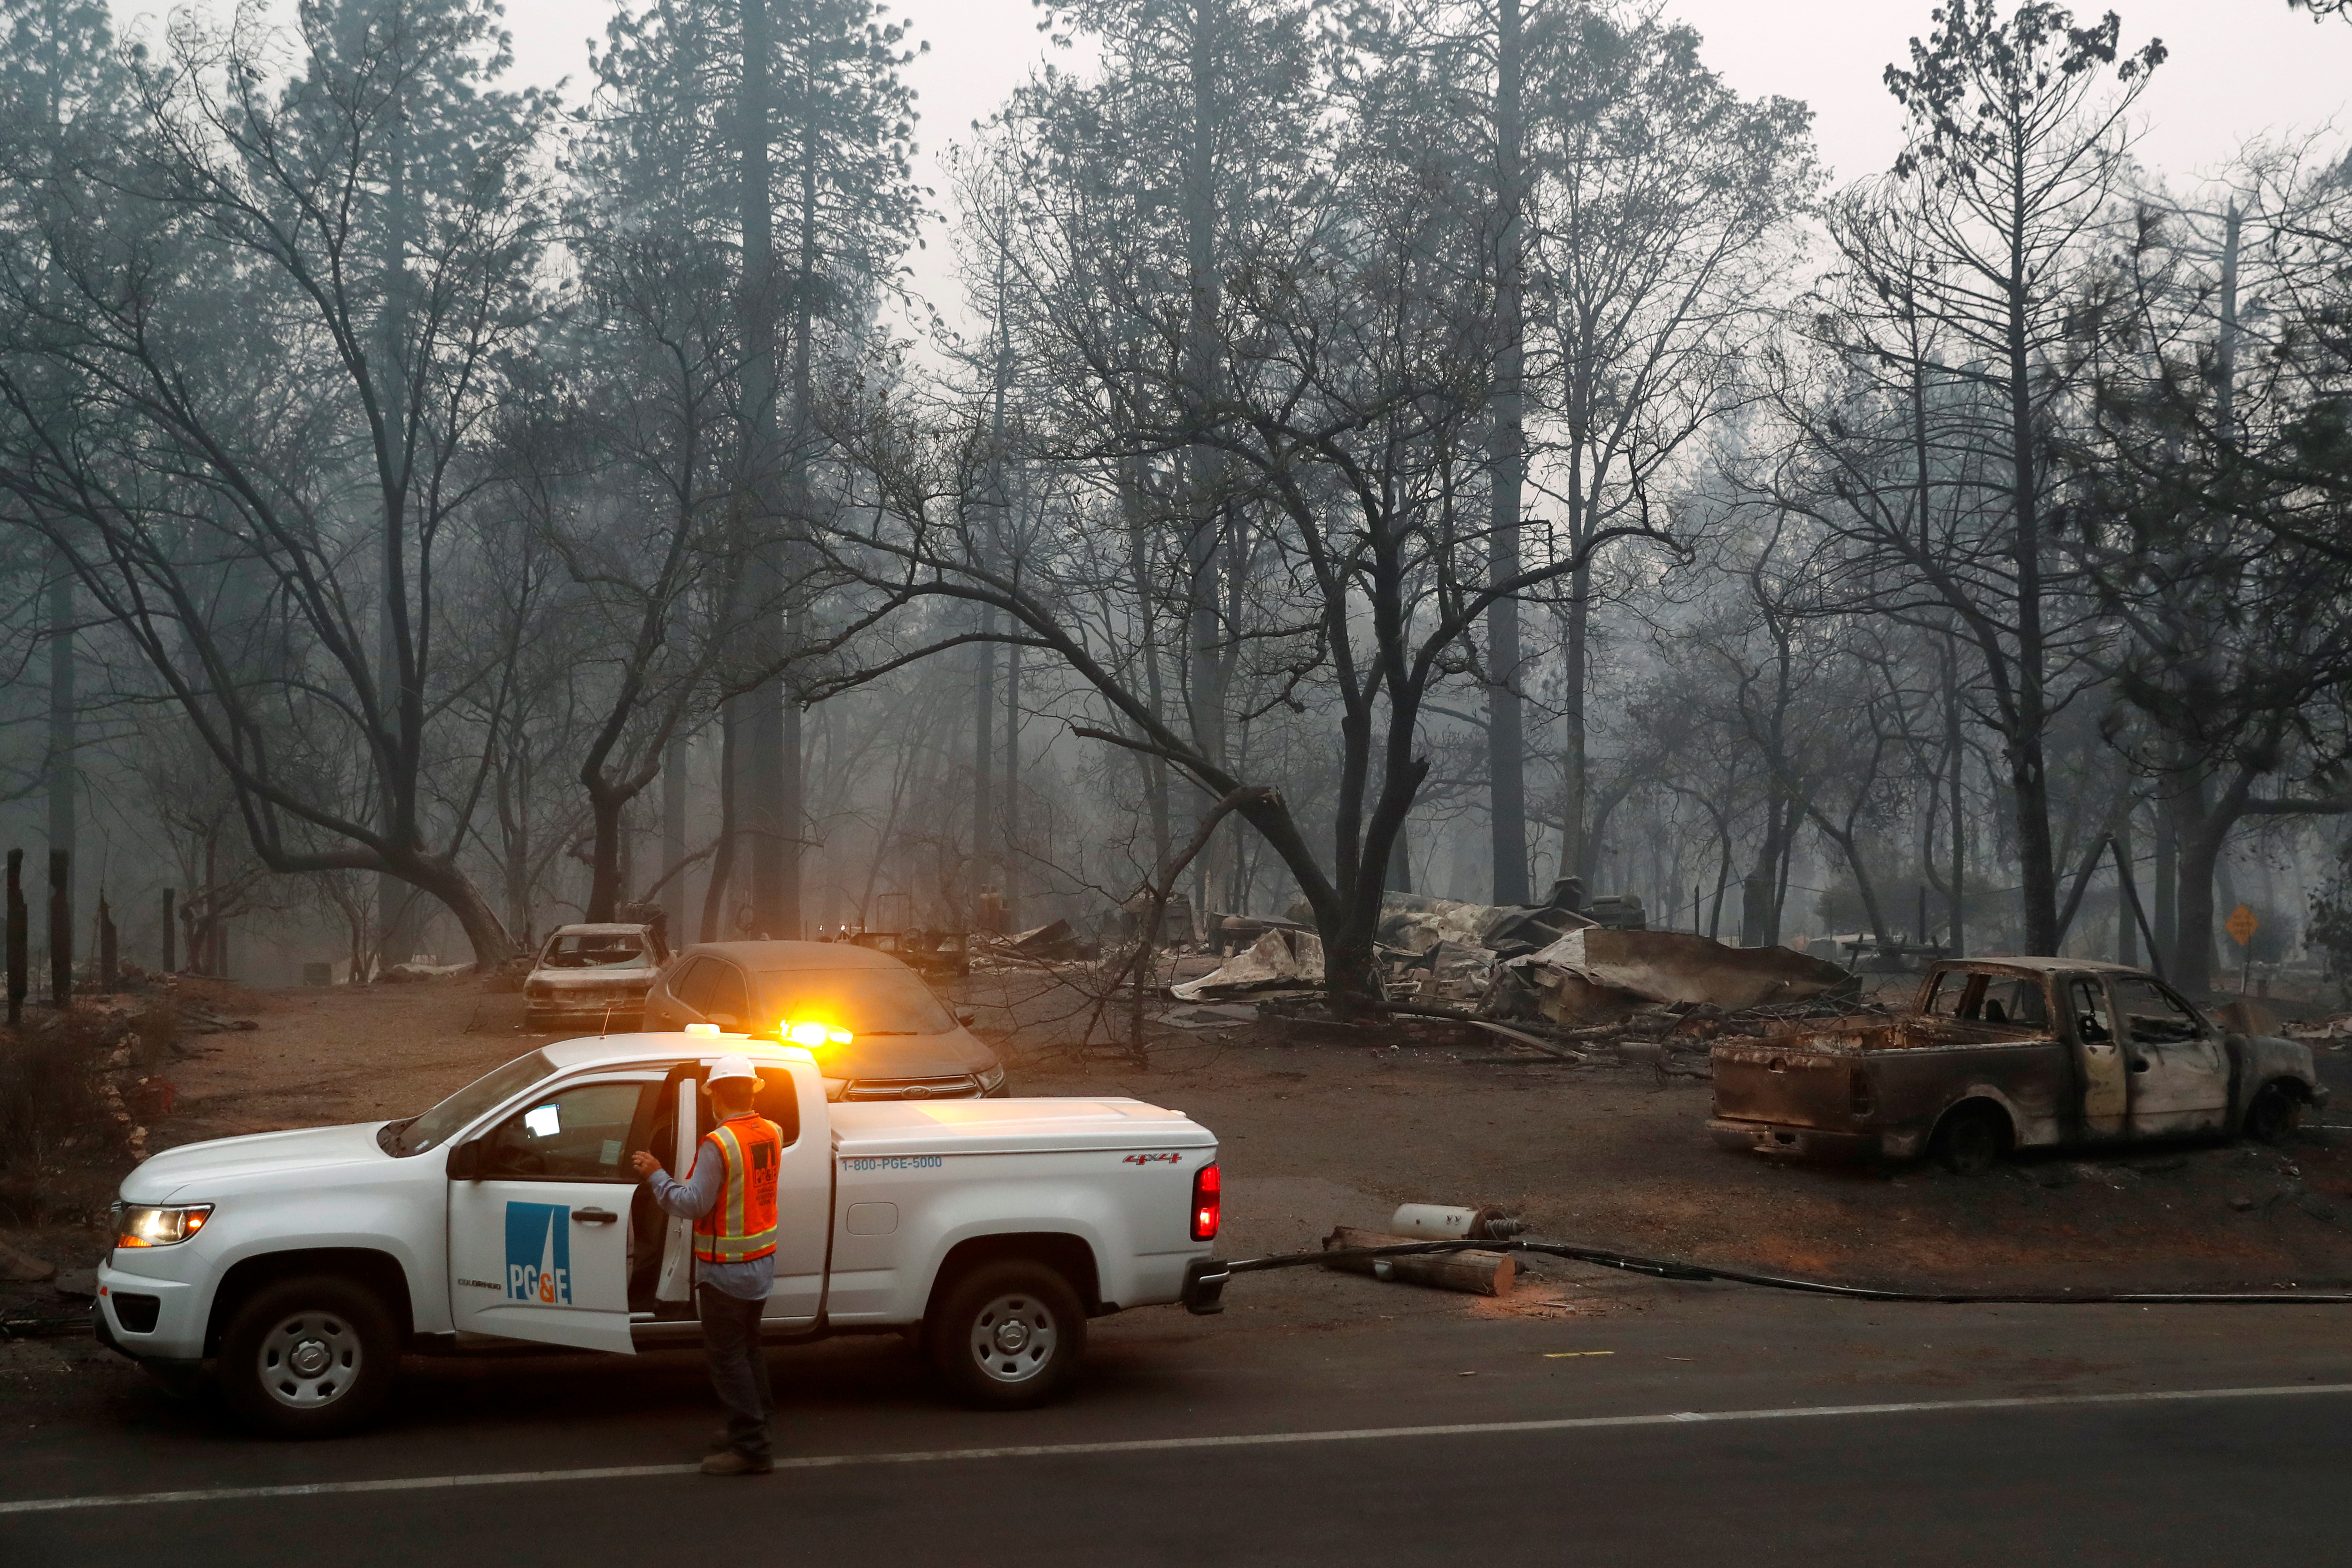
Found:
[522,922,669,1034]
[844,927,972,978]
[1709,958,2328,1172]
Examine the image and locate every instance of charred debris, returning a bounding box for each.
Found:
[1065,881,1881,1075]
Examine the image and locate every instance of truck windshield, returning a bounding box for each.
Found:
[384,1050,558,1156]
[756,969,955,1036]
[2113,978,2202,1043]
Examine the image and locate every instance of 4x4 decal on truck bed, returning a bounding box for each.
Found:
[505,1201,573,1304]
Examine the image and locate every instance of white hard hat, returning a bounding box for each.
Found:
[707,1054,758,1084]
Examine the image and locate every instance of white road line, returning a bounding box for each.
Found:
[8,1381,2352,1516]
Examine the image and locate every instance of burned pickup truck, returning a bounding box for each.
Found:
[1708,958,2328,1173]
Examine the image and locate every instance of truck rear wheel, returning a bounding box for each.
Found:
[219,1275,400,1438]
[929,1259,1086,1410]
[1932,1102,2011,1175]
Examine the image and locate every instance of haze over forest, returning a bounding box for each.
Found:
[3,0,2350,1001]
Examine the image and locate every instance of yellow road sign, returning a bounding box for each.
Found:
[2226,904,2259,946]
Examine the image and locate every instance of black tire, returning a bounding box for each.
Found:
[928,1259,1086,1410]
[1932,1101,2012,1175]
[218,1275,400,1438]
[2245,1081,2303,1144]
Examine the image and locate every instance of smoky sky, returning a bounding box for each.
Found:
[115,0,2352,334]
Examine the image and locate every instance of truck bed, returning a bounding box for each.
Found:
[823,1097,1218,1324]
[1725,1014,2049,1052]
[1712,1017,2060,1144]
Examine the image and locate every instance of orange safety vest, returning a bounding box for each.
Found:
[690,1113,782,1264]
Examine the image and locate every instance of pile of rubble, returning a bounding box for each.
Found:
[1167,882,1846,1006]
[968,919,1100,973]
[1138,884,1872,1081]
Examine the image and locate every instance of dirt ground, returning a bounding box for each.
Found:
[9,964,2352,1347]
[965,973,2352,1298]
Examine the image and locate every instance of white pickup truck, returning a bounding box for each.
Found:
[92,1031,1223,1436]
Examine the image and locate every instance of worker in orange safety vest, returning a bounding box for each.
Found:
[632,1054,784,1475]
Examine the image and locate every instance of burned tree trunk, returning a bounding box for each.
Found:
[47,850,70,1006]
[1485,0,1529,906]
[700,703,741,942]
[6,850,24,1025]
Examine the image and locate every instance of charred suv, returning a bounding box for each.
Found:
[1708,958,2327,1173]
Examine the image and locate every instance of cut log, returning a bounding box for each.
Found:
[1321,1227,1515,1296]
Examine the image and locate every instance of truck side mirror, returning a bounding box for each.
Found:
[958,1012,976,1027]
[446,1139,483,1181]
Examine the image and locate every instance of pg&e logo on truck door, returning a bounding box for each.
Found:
[505,1201,573,1305]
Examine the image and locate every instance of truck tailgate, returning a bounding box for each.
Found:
[1711,1040,1860,1129]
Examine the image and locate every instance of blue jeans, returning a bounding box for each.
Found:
[696,1285,773,1460]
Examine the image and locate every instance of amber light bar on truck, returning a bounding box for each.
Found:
[779,1019,853,1050]
[1191,1163,1221,1240]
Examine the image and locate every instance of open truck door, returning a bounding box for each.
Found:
[445,1074,660,1353]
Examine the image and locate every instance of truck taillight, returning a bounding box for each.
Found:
[1191,1163,1221,1241]
[1849,1065,1877,1118]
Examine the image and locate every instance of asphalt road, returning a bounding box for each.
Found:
[8,1278,2352,1565]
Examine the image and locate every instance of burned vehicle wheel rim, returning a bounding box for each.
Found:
[256,1312,362,1408]
[2249,1084,2299,1142]
[967,1293,1057,1383]
[1941,1106,2006,1173]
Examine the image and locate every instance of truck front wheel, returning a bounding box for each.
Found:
[929,1259,1086,1410]
[219,1275,400,1438]
[2245,1081,2304,1144]
[1932,1102,2012,1175]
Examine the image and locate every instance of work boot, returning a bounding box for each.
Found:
[700,1449,773,1477]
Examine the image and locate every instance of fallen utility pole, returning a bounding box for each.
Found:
[1322,1227,1514,1295]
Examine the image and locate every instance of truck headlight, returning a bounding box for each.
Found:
[823,1078,848,1101]
[978,1065,1005,1093]
[114,1203,214,1248]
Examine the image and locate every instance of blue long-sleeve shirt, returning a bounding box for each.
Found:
[645,1127,774,1302]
